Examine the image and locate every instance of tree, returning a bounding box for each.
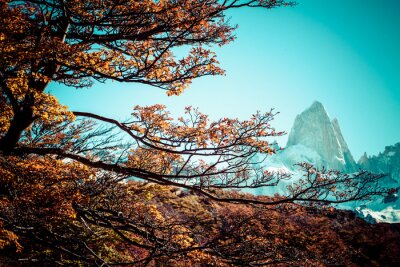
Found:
[0,0,392,266]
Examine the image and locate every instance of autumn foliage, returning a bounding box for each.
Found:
[0,0,397,266]
[1,172,399,266]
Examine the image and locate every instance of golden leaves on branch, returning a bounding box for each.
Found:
[0,104,13,135]
[1,0,285,96]
[33,93,75,125]
[0,222,22,253]
[121,105,283,189]
[126,147,182,174]
[0,155,95,251]
[0,0,292,147]
[128,104,282,153]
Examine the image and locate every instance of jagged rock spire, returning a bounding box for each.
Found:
[286,101,357,172]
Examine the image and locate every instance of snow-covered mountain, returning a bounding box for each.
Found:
[269,101,357,173]
[354,143,400,223]
[255,101,400,223]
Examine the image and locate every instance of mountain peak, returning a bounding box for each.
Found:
[310,100,325,110]
[299,101,330,122]
[286,101,356,172]
[287,101,331,148]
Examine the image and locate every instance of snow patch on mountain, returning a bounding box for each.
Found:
[355,206,400,224]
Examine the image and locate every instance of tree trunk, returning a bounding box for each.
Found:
[0,104,34,154]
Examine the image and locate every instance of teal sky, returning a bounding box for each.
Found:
[50,0,400,160]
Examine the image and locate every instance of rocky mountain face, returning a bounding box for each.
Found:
[254,101,358,196]
[358,143,400,184]
[331,118,358,172]
[256,101,400,223]
[353,144,400,223]
[284,101,357,172]
[285,101,400,185]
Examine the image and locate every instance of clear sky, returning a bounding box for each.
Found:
[50,0,400,161]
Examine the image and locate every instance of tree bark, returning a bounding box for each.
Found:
[0,101,35,154]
